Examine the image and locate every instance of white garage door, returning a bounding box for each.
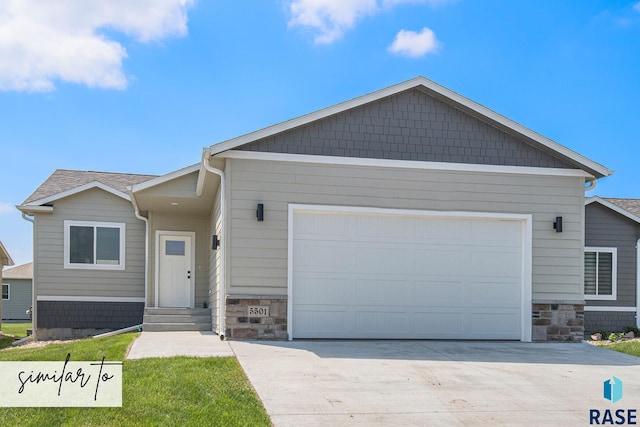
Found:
[290,206,528,340]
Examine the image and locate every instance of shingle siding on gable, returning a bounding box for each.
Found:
[585,203,639,307]
[238,89,574,169]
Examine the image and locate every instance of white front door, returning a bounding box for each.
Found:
[158,233,193,308]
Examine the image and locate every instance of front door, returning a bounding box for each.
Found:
[158,233,193,307]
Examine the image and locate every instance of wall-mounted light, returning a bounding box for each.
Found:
[553,216,563,233]
[257,203,264,222]
[212,234,220,250]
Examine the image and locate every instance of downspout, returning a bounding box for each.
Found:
[637,239,640,328]
[201,148,227,339]
[584,177,597,192]
[129,190,149,310]
[20,212,35,339]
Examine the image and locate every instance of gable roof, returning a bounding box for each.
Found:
[21,169,157,206]
[0,241,14,267]
[3,262,32,280]
[586,196,640,224]
[208,76,611,179]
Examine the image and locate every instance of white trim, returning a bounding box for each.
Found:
[584,247,617,301]
[154,230,196,309]
[585,196,640,225]
[286,204,533,342]
[218,150,594,179]
[0,240,14,266]
[63,220,126,270]
[584,306,636,312]
[2,283,9,300]
[36,296,145,303]
[27,181,130,206]
[209,76,611,178]
[15,205,54,214]
[130,163,199,193]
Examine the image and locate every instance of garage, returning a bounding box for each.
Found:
[288,205,531,341]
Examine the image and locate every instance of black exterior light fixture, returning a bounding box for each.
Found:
[212,234,220,250]
[553,216,563,233]
[257,203,264,222]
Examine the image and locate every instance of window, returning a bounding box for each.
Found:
[64,220,125,270]
[584,247,617,300]
[2,283,8,300]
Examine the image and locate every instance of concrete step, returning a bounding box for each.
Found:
[144,307,209,316]
[143,323,211,332]
[143,314,211,324]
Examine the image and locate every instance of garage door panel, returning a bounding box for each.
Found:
[291,209,525,340]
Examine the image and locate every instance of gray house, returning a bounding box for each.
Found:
[0,241,14,327]
[2,262,33,321]
[584,196,640,334]
[18,76,612,341]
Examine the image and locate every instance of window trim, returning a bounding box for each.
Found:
[2,283,9,300]
[64,220,126,270]
[584,246,617,301]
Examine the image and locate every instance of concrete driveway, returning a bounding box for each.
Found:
[230,340,640,426]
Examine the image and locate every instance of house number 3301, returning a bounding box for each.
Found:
[248,306,269,317]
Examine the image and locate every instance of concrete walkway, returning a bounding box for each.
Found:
[126,331,233,359]
[230,340,640,426]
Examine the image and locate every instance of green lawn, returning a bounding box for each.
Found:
[604,340,640,358]
[0,333,271,426]
[2,322,32,338]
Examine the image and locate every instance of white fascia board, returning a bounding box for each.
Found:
[583,306,636,312]
[16,205,54,214]
[208,76,611,178]
[27,181,130,206]
[585,196,640,225]
[130,163,200,193]
[217,150,594,179]
[37,295,145,303]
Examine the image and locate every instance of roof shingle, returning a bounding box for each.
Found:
[23,169,157,205]
[3,262,32,279]
[603,198,640,219]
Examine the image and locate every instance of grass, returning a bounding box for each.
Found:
[0,333,271,426]
[2,322,33,338]
[0,322,33,350]
[603,340,640,358]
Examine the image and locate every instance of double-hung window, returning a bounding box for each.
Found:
[64,220,125,270]
[2,283,8,300]
[584,247,617,300]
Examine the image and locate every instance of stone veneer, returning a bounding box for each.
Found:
[225,296,288,340]
[532,303,584,342]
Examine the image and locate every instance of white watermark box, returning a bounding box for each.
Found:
[0,354,122,407]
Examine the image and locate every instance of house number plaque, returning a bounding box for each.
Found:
[248,306,269,317]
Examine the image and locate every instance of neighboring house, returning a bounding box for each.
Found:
[2,262,33,321]
[584,197,640,334]
[0,240,15,327]
[18,77,612,342]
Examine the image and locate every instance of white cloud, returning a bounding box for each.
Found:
[287,0,450,44]
[388,27,440,57]
[0,0,194,92]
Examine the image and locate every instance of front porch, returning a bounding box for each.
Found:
[143,307,212,332]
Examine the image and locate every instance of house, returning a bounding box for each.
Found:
[18,76,612,341]
[584,197,640,334]
[0,240,15,327]
[2,262,33,321]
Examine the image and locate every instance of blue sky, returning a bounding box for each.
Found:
[1,0,639,266]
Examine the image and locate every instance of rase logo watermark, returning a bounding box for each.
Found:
[0,353,122,407]
[589,376,637,425]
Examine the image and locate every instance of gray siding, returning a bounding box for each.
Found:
[238,89,573,170]
[33,188,145,298]
[227,158,586,301]
[2,278,32,320]
[208,186,222,332]
[585,202,640,307]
